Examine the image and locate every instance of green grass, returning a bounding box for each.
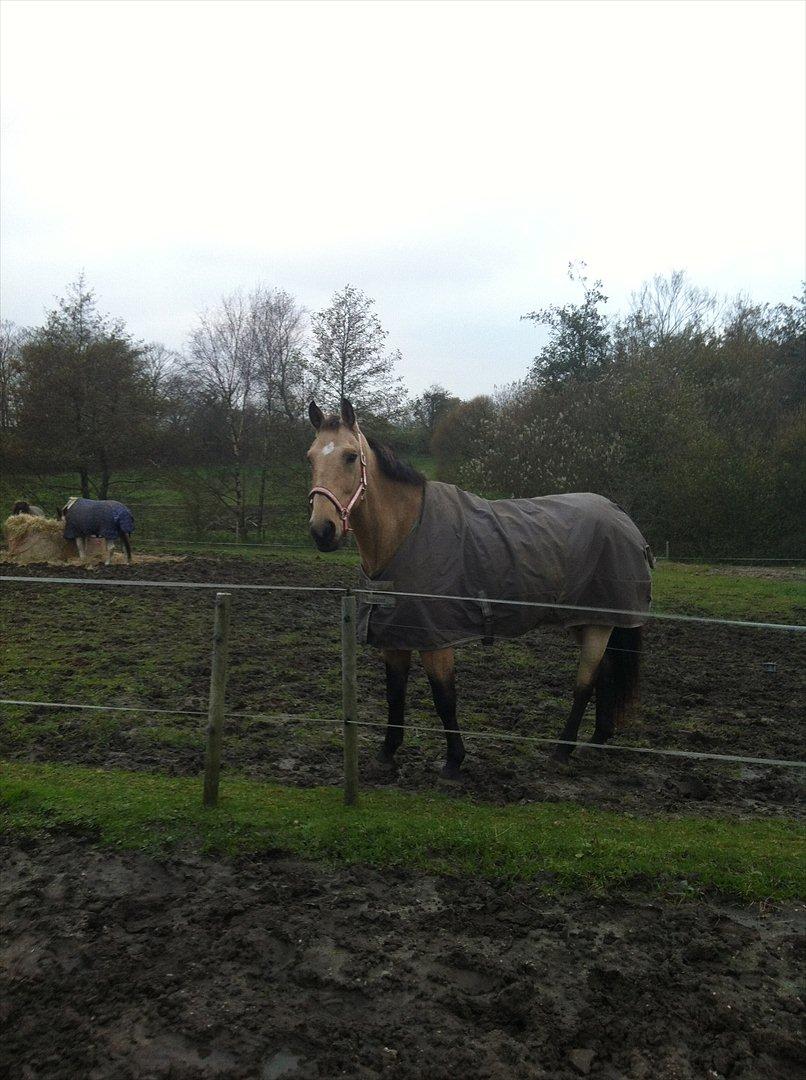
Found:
[1,455,432,546]
[2,463,315,544]
[652,562,805,623]
[1,761,803,901]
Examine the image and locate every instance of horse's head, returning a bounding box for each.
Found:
[307,398,367,552]
[58,497,78,521]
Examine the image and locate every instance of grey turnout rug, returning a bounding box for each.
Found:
[63,499,135,541]
[357,483,653,651]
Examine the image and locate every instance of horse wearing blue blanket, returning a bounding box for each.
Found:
[60,498,134,565]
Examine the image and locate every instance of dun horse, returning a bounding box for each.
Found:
[307,399,653,778]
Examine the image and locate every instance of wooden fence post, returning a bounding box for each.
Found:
[341,591,359,806]
[203,591,232,808]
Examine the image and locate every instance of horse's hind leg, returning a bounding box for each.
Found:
[377,649,411,766]
[104,539,114,565]
[591,647,616,745]
[76,536,87,564]
[421,647,465,780]
[553,625,612,764]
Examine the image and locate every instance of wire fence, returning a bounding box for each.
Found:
[2,574,805,806]
[2,573,804,632]
[2,697,804,770]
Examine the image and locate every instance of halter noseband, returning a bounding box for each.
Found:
[308,425,368,537]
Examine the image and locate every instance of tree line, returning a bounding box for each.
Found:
[1,267,802,554]
[0,278,437,537]
[434,266,805,556]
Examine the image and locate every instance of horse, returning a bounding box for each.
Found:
[307,398,654,779]
[11,501,46,518]
[59,497,134,565]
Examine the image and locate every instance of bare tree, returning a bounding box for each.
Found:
[247,286,309,536]
[309,285,406,418]
[628,270,721,349]
[141,342,182,398]
[249,286,308,422]
[186,292,257,538]
[0,319,28,433]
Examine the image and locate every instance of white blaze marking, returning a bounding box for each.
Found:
[322,441,336,456]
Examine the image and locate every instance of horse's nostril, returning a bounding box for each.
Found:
[310,520,336,547]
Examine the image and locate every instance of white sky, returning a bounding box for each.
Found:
[2,0,804,398]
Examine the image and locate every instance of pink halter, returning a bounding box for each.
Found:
[308,425,368,537]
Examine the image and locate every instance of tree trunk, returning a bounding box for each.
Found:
[99,451,111,500]
[255,415,270,541]
[79,467,90,499]
[233,466,246,542]
[256,466,267,541]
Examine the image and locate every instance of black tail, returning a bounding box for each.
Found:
[596,626,642,731]
[120,532,132,563]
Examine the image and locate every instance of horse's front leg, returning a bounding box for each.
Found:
[75,536,87,564]
[421,648,465,780]
[377,649,411,766]
[553,625,612,764]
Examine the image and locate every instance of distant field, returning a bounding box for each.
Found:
[3,457,439,546]
[3,460,805,622]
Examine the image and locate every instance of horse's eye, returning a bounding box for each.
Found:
[345,452,358,465]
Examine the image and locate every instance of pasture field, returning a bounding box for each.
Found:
[2,459,432,547]
[1,555,803,817]
[1,552,804,1079]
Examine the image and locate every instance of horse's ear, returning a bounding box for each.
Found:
[309,401,324,430]
[341,398,356,429]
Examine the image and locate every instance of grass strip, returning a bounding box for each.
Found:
[1,760,803,901]
[652,562,805,623]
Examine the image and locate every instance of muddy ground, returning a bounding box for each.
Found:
[2,556,804,818]
[2,556,805,1079]
[2,834,804,1080]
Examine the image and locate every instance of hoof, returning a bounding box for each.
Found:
[440,763,463,783]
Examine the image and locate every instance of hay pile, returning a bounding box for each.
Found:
[3,513,76,564]
[2,515,186,565]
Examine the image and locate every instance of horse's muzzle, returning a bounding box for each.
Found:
[310,520,340,552]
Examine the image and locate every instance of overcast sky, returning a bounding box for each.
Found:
[2,0,804,398]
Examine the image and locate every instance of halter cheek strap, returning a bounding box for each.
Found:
[308,426,368,537]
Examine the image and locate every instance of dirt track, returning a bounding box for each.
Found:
[2,835,804,1080]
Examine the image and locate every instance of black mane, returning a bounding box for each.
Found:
[366,436,427,487]
[318,415,426,486]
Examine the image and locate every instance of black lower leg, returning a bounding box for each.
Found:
[427,670,465,778]
[553,683,596,763]
[378,652,411,764]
